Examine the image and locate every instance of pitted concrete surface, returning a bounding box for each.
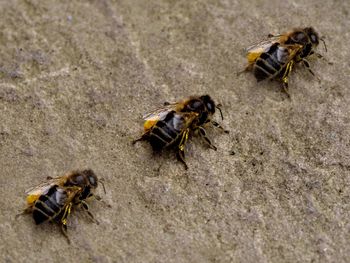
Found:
[0,0,349,262]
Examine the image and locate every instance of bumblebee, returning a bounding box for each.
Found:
[18,169,104,242]
[242,27,327,95]
[133,95,228,169]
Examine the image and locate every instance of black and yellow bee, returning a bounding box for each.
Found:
[242,27,327,95]
[133,95,228,169]
[18,169,104,242]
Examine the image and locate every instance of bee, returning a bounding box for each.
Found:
[17,169,104,243]
[242,27,327,95]
[133,95,229,169]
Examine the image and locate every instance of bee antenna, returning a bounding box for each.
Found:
[320,37,327,52]
[216,104,224,121]
[99,178,106,194]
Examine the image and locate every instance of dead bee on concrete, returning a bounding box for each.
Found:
[133,95,229,169]
[17,169,105,243]
[241,27,328,96]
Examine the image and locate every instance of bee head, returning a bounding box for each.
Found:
[69,169,98,188]
[82,169,98,188]
[304,27,319,46]
[200,95,216,115]
[290,30,308,45]
[182,95,216,125]
[288,27,321,58]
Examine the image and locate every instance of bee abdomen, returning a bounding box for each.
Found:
[149,123,179,150]
[149,112,181,150]
[33,186,64,224]
[254,43,284,81]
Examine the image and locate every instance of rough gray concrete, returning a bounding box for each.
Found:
[1,0,350,262]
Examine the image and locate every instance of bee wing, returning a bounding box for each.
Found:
[25,177,63,196]
[245,36,280,53]
[246,42,273,64]
[142,103,179,122]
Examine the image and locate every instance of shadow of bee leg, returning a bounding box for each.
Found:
[197,127,217,151]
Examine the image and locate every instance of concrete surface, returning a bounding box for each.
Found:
[0,0,349,262]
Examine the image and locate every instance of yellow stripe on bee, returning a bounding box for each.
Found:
[247,51,263,63]
[26,194,40,205]
[144,120,157,131]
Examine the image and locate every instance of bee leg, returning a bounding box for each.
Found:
[268,33,282,38]
[282,82,291,98]
[94,194,102,201]
[302,59,321,82]
[81,201,99,225]
[60,223,71,244]
[211,121,229,134]
[198,127,217,151]
[281,76,291,98]
[177,150,188,170]
[164,101,177,106]
[15,207,32,220]
[94,195,112,208]
[46,176,62,180]
[98,178,107,194]
[281,61,294,98]
[237,64,253,76]
[177,129,190,170]
[311,51,333,65]
[302,59,315,76]
[60,203,72,244]
[132,132,149,145]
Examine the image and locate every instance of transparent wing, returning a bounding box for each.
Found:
[245,36,281,54]
[142,103,179,122]
[25,177,63,196]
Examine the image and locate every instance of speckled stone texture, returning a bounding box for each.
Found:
[0,0,349,262]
